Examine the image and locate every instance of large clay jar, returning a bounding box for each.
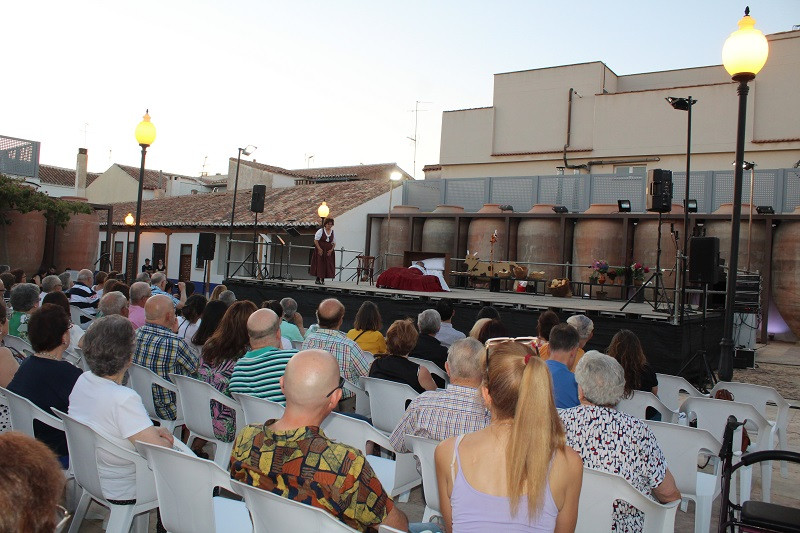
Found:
[517,205,573,281]
[772,206,800,338]
[53,197,100,271]
[705,203,766,274]
[633,204,688,300]
[0,210,47,275]
[572,204,629,284]
[421,205,464,255]
[379,205,419,269]
[467,204,513,263]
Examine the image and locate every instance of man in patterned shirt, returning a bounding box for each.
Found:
[390,337,490,453]
[133,294,197,420]
[301,298,370,412]
[230,349,409,532]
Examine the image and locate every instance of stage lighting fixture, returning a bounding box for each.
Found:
[617,199,631,212]
[756,205,774,214]
[684,199,698,213]
[499,205,514,212]
[552,205,568,214]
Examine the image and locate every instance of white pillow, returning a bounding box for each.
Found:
[421,257,446,271]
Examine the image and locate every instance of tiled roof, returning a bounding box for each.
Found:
[116,164,174,190]
[104,180,390,229]
[234,159,411,182]
[233,159,309,179]
[38,164,101,187]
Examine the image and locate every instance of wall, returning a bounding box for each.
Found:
[86,166,159,203]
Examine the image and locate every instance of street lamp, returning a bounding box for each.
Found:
[384,171,403,269]
[718,6,769,382]
[317,201,330,227]
[225,145,256,279]
[742,160,756,272]
[132,110,156,284]
[124,212,135,282]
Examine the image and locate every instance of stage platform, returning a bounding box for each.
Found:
[225,278,723,385]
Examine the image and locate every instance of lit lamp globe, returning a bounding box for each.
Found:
[134,110,157,147]
[390,171,402,181]
[722,8,769,81]
[318,201,330,220]
[124,213,135,226]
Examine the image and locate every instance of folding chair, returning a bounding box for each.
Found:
[616,390,679,423]
[408,357,449,387]
[231,393,285,426]
[655,373,709,412]
[360,376,419,433]
[405,434,442,522]
[127,363,184,435]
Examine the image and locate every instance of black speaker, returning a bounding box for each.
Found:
[197,233,216,261]
[250,184,266,213]
[646,169,673,213]
[689,236,720,285]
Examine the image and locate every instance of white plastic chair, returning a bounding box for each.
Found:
[360,376,419,433]
[655,373,709,412]
[320,411,421,500]
[127,363,184,435]
[616,390,679,424]
[710,381,791,478]
[170,373,244,469]
[290,340,303,350]
[408,357,450,386]
[69,346,91,372]
[135,441,252,533]
[69,304,95,330]
[231,479,360,533]
[231,392,285,426]
[342,377,371,418]
[405,434,442,522]
[680,397,777,503]
[54,409,157,533]
[3,334,33,357]
[646,421,722,533]
[575,467,679,533]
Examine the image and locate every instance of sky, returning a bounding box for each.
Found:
[4,1,799,179]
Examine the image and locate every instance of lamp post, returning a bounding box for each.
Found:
[718,7,769,382]
[132,110,156,286]
[317,201,330,227]
[124,212,135,283]
[666,96,698,325]
[225,145,256,279]
[743,160,756,271]
[384,171,403,269]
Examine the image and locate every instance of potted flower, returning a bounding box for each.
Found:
[589,260,609,284]
[630,262,650,285]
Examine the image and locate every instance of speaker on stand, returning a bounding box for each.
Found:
[249,185,266,278]
[197,233,216,296]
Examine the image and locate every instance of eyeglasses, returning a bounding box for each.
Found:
[325,376,345,398]
[484,337,539,372]
[54,505,71,533]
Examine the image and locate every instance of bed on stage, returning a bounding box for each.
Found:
[376,266,448,292]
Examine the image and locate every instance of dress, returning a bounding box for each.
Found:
[197,358,237,442]
[346,329,387,354]
[369,355,425,394]
[310,228,335,280]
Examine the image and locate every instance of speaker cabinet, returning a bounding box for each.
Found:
[250,184,266,213]
[689,236,720,285]
[646,169,673,213]
[197,233,216,261]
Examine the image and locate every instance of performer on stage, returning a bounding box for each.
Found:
[311,218,335,285]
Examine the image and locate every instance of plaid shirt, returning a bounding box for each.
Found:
[133,323,197,419]
[302,329,370,399]
[389,384,491,453]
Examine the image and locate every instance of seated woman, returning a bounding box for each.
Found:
[346,301,387,354]
[435,340,583,532]
[42,291,84,353]
[476,318,508,344]
[68,315,174,502]
[606,329,658,397]
[560,351,680,533]
[178,294,207,354]
[535,309,561,359]
[369,319,436,394]
[7,304,83,466]
[0,300,20,433]
[8,283,40,340]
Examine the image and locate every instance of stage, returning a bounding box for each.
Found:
[226,278,723,384]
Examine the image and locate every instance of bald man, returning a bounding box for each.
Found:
[301,298,371,413]
[229,309,297,402]
[67,268,100,320]
[133,294,197,421]
[230,350,409,532]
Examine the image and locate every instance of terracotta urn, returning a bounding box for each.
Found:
[53,197,100,271]
[421,205,464,255]
[517,204,572,281]
[379,205,419,268]
[772,206,800,337]
[572,204,629,284]
[0,210,47,274]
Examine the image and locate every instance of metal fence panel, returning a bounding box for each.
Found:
[0,135,40,179]
[671,171,708,212]
[782,167,800,212]
[538,175,585,212]
[590,174,647,212]
[489,176,536,212]
[444,178,487,212]
[404,180,441,212]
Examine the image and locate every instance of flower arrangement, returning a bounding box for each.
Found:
[630,261,650,281]
[589,260,609,283]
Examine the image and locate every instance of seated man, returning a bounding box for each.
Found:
[544,323,581,409]
[230,349,409,532]
[67,269,100,319]
[565,314,594,371]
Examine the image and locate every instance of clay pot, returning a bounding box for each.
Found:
[421,205,464,255]
[53,197,100,271]
[572,204,629,284]
[705,203,766,274]
[517,204,573,281]
[0,210,47,275]
[379,206,419,268]
[632,204,688,301]
[467,204,514,262]
[772,206,800,338]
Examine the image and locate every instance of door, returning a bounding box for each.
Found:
[152,243,166,271]
[179,244,192,282]
[126,242,135,280]
[113,241,123,272]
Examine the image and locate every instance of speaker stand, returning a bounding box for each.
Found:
[620,212,673,313]
[677,283,717,391]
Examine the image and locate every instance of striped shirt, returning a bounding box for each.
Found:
[68,282,99,315]
[389,384,491,453]
[228,346,296,403]
[301,329,370,399]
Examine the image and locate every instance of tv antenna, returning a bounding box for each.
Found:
[407,100,431,179]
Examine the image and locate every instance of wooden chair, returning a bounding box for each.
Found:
[356,255,375,285]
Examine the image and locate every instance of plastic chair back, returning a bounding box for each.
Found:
[3,334,33,357]
[231,479,360,533]
[127,363,183,433]
[408,357,450,386]
[360,376,419,433]
[616,390,679,423]
[0,386,65,436]
[406,434,441,521]
[655,373,708,411]
[69,305,95,329]
[576,467,679,533]
[342,377,371,418]
[290,340,304,350]
[232,392,285,426]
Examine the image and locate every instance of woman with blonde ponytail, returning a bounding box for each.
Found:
[434,340,583,532]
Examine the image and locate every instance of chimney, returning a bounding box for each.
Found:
[75,148,88,197]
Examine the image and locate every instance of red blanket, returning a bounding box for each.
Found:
[376,267,445,292]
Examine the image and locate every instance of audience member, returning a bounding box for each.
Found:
[209,284,227,301]
[607,329,658,397]
[346,300,387,354]
[150,272,187,309]
[0,300,19,433]
[68,269,100,323]
[261,300,294,349]
[42,291,84,352]
[435,340,583,532]
[178,294,206,350]
[135,271,151,283]
[561,351,680,532]
[434,299,465,347]
[58,271,73,292]
[191,300,229,352]
[370,319,435,394]
[229,308,296,403]
[109,281,130,300]
[218,290,237,306]
[0,432,67,533]
[390,337,489,453]
[0,273,15,298]
[197,300,257,442]
[30,268,47,287]
[0,264,8,274]
[565,314,594,371]
[155,259,166,273]
[544,324,581,409]
[536,309,561,358]
[102,278,118,298]
[468,317,491,340]
[230,349,410,532]
[8,283,40,340]
[107,270,120,282]
[128,281,151,330]
[94,271,108,296]
[133,294,197,421]
[476,305,500,321]
[9,268,26,285]
[301,298,371,412]
[39,274,63,304]
[7,304,82,465]
[182,280,195,297]
[142,258,154,274]
[476,318,509,344]
[70,315,174,502]
[279,297,305,340]
[98,291,129,317]
[410,309,448,372]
